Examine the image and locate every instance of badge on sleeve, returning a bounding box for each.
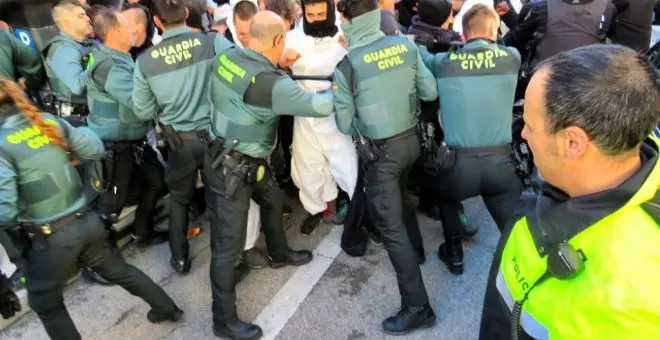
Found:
[256,165,266,182]
[332,83,339,92]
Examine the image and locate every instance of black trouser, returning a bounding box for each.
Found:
[276,115,294,180]
[25,212,177,340]
[432,146,523,237]
[164,138,206,262]
[202,150,290,324]
[96,141,165,237]
[364,130,428,307]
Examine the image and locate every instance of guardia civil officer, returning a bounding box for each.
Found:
[43,0,112,286]
[419,5,522,274]
[43,0,97,117]
[86,8,168,248]
[0,29,43,88]
[480,44,660,340]
[0,78,183,340]
[205,10,329,339]
[406,0,476,237]
[133,0,234,274]
[333,0,438,334]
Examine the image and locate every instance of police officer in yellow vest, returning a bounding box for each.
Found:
[0,78,183,340]
[479,44,660,339]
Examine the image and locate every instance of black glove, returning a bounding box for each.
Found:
[0,273,21,319]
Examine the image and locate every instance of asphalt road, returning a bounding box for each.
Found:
[0,193,500,340]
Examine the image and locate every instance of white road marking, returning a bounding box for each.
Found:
[253,225,343,340]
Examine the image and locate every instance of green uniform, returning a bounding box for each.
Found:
[0,108,105,224]
[209,47,335,157]
[0,30,43,87]
[481,137,660,339]
[420,39,521,147]
[86,45,148,141]
[133,28,233,132]
[332,9,437,140]
[42,32,96,104]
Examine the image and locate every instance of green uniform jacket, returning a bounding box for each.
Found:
[0,108,105,224]
[332,9,437,140]
[43,32,96,104]
[133,27,234,132]
[420,39,521,147]
[86,45,148,141]
[0,30,43,88]
[209,47,334,158]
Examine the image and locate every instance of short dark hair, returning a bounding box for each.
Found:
[537,44,660,155]
[302,0,325,5]
[338,0,377,20]
[265,0,296,23]
[92,7,120,42]
[152,0,187,26]
[234,0,258,21]
[184,0,207,30]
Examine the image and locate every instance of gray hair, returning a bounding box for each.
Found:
[536,44,660,155]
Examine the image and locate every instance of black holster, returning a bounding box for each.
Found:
[160,124,184,151]
[353,135,379,163]
[435,142,456,172]
[208,138,250,199]
[418,121,440,175]
[6,223,48,252]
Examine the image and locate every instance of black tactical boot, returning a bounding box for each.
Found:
[147,305,184,323]
[300,213,322,236]
[132,231,168,249]
[213,317,263,340]
[382,304,436,335]
[268,249,313,269]
[170,257,192,274]
[438,236,464,275]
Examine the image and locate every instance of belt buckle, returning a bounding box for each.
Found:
[41,224,52,236]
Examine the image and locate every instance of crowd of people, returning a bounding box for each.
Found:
[0,0,659,339]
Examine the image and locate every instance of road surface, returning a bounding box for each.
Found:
[0,192,500,340]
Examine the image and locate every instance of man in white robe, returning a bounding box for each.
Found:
[285,0,358,235]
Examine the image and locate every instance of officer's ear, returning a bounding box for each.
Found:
[153,16,165,31]
[273,33,285,48]
[185,7,190,20]
[562,126,590,159]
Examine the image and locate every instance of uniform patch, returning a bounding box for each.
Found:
[5,119,59,149]
[331,83,339,92]
[256,165,266,182]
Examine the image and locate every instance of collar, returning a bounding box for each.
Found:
[161,26,192,40]
[243,48,278,68]
[61,31,85,44]
[341,9,384,49]
[463,38,496,48]
[99,44,132,60]
[527,141,659,255]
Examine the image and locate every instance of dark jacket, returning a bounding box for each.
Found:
[610,0,653,52]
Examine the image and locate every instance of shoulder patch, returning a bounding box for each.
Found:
[336,56,355,92]
[244,71,283,109]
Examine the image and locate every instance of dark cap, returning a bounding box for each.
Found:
[418,0,452,27]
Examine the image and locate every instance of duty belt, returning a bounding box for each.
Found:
[454,144,511,156]
[372,127,418,146]
[40,209,87,236]
[178,130,210,143]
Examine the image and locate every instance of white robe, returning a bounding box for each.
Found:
[286,27,358,215]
